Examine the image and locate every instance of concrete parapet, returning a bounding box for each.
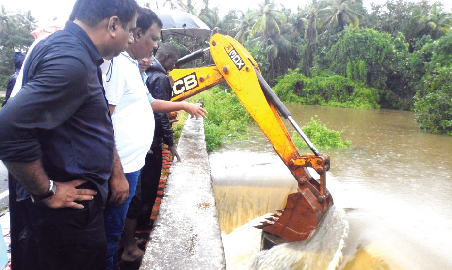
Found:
[140,117,226,270]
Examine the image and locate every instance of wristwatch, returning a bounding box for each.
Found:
[31,180,57,203]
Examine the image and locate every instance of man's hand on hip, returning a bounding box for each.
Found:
[43,180,97,209]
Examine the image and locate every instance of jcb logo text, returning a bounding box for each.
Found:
[173,73,199,96]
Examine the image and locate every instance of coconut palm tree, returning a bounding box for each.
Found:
[245,0,290,80]
[175,0,196,14]
[233,14,252,44]
[0,6,15,46]
[248,0,287,46]
[160,0,179,9]
[421,3,452,39]
[319,0,360,31]
[290,10,309,39]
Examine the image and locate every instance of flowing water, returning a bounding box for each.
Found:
[210,105,452,270]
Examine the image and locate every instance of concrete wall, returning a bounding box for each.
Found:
[140,117,226,270]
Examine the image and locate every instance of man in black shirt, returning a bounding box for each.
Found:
[0,0,140,268]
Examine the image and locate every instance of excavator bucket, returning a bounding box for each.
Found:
[257,176,334,245]
[169,33,334,246]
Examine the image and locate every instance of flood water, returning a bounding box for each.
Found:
[209,105,452,270]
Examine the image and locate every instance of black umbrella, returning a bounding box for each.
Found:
[154,9,211,38]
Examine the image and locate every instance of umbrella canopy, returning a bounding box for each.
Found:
[154,9,211,38]
[31,23,64,39]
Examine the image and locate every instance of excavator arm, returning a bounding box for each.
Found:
[169,33,333,242]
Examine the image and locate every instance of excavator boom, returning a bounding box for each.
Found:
[169,33,333,243]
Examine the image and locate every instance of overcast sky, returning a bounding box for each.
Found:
[2,0,451,29]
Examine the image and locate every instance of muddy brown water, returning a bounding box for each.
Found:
[210,105,452,270]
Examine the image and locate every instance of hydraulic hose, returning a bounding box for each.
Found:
[175,47,210,68]
[255,68,320,156]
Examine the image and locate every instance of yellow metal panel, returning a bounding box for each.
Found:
[169,66,225,102]
[209,34,301,175]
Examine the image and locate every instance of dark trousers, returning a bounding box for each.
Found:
[127,146,163,228]
[20,184,106,270]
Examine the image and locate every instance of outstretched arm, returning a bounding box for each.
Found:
[151,100,207,119]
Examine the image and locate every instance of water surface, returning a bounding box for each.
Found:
[210,105,452,270]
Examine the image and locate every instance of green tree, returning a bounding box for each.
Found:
[160,0,179,9]
[324,28,413,108]
[175,0,196,14]
[414,31,452,134]
[420,3,452,40]
[290,9,309,39]
[293,0,326,76]
[0,7,36,88]
[248,0,287,44]
[414,66,452,135]
[319,0,360,31]
[199,3,241,36]
[233,12,253,43]
[245,0,290,81]
[273,69,380,109]
[327,28,399,87]
[364,0,431,44]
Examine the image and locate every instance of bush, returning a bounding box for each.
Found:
[273,69,380,109]
[413,32,452,135]
[414,66,452,135]
[292,117,352,150]
[315,28,415,109]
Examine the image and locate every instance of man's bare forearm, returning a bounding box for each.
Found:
[111,147,124,179]
[4,159,51,196]
[151,100,207,119]
[107,146,129,205]
[151,99,186,113]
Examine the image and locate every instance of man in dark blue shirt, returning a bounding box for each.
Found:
[0,0,140,268]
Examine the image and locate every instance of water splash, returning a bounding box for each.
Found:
[222,206,349,270]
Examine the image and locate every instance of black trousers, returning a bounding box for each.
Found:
[127,146,163,228]
[19,183,106,270]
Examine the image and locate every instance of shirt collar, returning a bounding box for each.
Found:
[141,72,148,85]
[120,51,139,68]
[64,20,104,66]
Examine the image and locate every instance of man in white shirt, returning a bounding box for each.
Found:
[102,8,206,269]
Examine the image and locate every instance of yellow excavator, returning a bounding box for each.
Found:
[168,33,333,246]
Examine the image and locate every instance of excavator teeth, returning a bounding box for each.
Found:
[254,218,276,229]
[266,216,279,222]
[254,224,268,229]
[254,222,270,229]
